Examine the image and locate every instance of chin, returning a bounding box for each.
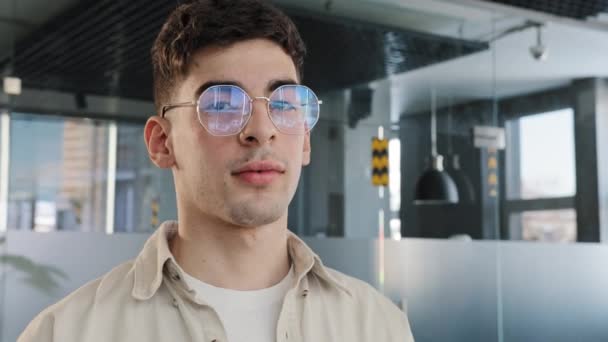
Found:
[227,201,286,227]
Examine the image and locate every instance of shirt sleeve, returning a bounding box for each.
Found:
[364,282,415,342]
[380,294,415,341]
[17,311,55,342]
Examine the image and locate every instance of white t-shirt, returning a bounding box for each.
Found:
[181,266,295,342]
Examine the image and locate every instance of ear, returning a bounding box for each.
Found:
[144,116,175,169]
[302,131,311,166]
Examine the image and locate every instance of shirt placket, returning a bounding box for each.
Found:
[276,274,311,342]
[164,262,229,342]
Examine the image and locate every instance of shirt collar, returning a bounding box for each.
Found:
[131,221,351,300]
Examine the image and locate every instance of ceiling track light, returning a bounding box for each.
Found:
[529,24,548,61]
[485,20,548,61]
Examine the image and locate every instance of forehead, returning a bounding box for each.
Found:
[179,39,299,97]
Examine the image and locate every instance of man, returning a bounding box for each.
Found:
[19,0,414,341]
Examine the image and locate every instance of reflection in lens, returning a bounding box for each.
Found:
[198,85,250,135]
[269,85,319,134]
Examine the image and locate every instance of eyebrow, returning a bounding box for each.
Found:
[193,78,300,99]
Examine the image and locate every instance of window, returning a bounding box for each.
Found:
[504,109,577,242]
[6,114,177,233]
[8,113,109,232]
[509,209,576,242]
[507,108,576,200]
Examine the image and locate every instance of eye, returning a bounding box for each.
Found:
[270,100,297,111]
[204,101,234,112]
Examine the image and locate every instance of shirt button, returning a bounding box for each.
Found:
[172,298,179,307]
[302,289,309,297]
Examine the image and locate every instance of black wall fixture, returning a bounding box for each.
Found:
[0,0,488,101]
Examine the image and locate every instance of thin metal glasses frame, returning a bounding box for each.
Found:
[160,84,322,136]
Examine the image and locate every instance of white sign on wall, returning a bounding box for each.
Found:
[473,126,506,149]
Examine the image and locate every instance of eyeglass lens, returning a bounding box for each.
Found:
[197,85,319,136]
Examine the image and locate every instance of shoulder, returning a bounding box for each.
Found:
[324,267,415,341]
[47,260,135,315]
[324,267,393,307]
[18,260,136,342]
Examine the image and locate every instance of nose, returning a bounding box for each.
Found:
[238,97,277,146]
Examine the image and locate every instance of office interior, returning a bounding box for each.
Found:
[1,0,608,341]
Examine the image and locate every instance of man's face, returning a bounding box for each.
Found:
[162,38,311,228]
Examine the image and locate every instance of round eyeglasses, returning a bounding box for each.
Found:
[161,84,322,136]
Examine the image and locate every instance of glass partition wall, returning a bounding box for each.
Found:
[2,0,608,341]
[1,1,606,243]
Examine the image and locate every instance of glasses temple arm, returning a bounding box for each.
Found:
[161,101,197,117]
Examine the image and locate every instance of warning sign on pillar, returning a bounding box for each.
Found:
[372,137,389,186]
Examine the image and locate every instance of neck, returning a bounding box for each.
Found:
[170,210,291,291]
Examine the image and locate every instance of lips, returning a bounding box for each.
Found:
[232,160,286,174]
[232,160,285,186]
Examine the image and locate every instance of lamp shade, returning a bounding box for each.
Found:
[414,155,459,204]
[447,154,476,204]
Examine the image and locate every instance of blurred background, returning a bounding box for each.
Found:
[1,0,608,341]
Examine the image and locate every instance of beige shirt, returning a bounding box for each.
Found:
[18,221,415,342]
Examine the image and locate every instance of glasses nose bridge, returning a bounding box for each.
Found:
[251,96,271,104]
[241,96,278,139]
[249,96,272,114]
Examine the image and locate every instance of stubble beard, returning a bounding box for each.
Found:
[226,197,286,227]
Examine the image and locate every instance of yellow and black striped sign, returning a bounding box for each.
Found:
[372,137,389,186]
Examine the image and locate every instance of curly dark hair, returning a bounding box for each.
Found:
[151,0,306,113]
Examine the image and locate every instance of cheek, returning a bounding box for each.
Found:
[172,115,200,155]
[285,140,306,173]
[193,131,234,171]
[171,123,211,174]
[302,149,311,166]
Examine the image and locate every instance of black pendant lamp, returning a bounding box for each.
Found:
[414,89,459,205]
[448,154,475,203]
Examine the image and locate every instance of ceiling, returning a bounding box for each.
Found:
[388,19,608,115]
[0,0,489,101]
[0,0,80,57]
[1,0,608,116]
